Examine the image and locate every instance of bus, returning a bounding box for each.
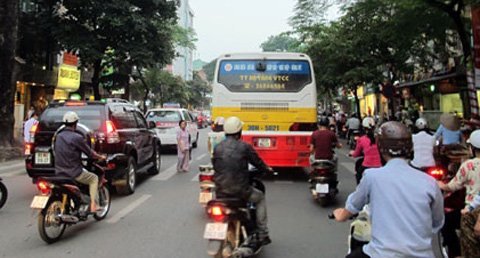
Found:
[212,52,317,168]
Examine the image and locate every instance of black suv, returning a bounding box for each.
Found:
[25,98,161,195]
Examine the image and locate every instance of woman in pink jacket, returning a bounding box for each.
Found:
[349,117,382,184]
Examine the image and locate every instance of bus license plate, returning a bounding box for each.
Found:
[199,192,213,204]
[30,195,49,209]
[35,152,51,165]
[316,183,329,194]
[258,138,271,148]
[204,223,228,240]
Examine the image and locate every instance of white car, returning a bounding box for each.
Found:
[145,108,199,149]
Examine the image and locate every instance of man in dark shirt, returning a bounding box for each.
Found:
[54,111,105,212]
[310,118,342,160]
[213,116,273,247]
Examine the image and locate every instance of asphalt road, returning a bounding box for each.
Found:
[0,128,358,258]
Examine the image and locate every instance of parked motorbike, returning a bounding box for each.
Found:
[30,157,112,243]
[203,170,267,258]
[0,177,7,209]
[199,165,215,208]
[309,159,338,206]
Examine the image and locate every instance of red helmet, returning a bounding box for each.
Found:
[376,121,412,157]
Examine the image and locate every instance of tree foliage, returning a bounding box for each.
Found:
[260,32,303,52]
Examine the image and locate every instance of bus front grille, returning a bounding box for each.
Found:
[240,103,289,111]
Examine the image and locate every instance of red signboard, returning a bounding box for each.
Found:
[63,52,79,66]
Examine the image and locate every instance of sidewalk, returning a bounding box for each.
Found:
[0,146,23,163]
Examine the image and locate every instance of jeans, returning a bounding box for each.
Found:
[75,169,99,205]
[249,187,268,237]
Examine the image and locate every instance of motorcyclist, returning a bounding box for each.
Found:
[345,113,361,142]
[212,116,273,246]
[54,111,105,212]
[349,117,381,184]
[310,118,342,162]
[207,116,225,158]
[333,121,444,258]
[411,118,436,169]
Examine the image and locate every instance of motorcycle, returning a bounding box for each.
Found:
[0,177,7,209]
[203,170,266,258]
[199,165,215,208]
[348,130,361,150]
[30,157,112,244]
[309,159,338,206]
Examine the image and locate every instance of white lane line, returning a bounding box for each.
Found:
[107,194,151,224]
[191,173,199,181]
[273,181,294,184]
[195,153,207,161]
[339,162,355,174]
[151,164,178,181]
[0,162,24,172]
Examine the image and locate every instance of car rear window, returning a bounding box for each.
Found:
[40,105,104,131]
[146,110,181,122]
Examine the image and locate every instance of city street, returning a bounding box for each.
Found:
[0,128,358,258]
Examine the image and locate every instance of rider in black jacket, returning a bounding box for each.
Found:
[212,116,273,246]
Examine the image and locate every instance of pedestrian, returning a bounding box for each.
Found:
[333,121,444,258]
[176,119,190,172]
[207,117,226,159]
[24,111,39,143]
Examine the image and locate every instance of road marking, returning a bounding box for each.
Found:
[1,170,25,178]
[151,164,178,181]
[107,194,151,224]
[195,153,207,161]
[273,181,294,184]
[339,162,355,174]
[0,162,24,172]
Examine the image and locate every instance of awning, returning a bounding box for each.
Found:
[397,72,465,88]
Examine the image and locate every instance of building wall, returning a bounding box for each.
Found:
[172,0,194,81]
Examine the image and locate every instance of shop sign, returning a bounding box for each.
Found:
[63,52,79,66]
[57,64,80,91]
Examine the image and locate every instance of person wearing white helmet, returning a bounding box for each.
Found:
[207,116,226,158]
[411,118,436,169]
[54,111,106,212]
[349,117,381,184]
[212,116,273,247]
[438,130,480,257]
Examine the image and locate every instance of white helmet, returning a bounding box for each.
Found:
[469,130,480,149]
[224,116,244,134]
[415,118,428,130]
[362,117,375,129]
[63,111,79,124]
[214,116,225,125]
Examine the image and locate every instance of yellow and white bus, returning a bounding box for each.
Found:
[212,52,317,167]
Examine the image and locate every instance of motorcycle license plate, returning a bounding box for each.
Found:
[35,152,51,165]
[30,195,49,209]
[199,192,213,204]
[257,138,271,148]
[315,183,329,194]
[204,223,228,240]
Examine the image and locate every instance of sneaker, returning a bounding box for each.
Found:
[258,236,272,246]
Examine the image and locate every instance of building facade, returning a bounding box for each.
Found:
[171,0,194,81]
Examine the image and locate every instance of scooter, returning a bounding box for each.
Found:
[0,177,7,209]
[349,130,361,150]
[309,159,338,206]
[204,170,267,258]
[199,165,215,208]
[30,158,112,243]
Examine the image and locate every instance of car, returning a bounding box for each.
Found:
[25,98,161,195]
[145,108,199,149]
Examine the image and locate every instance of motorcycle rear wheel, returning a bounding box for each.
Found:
[38,197,66,244]
[94,185,111,221]
[0,181,7,209]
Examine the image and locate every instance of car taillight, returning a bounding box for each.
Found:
[37,180,52,194]
[199,174,214,182]
[427,168,444,181]
[29,122,38,143]
[105,120,120,144]
[25,143,32,155]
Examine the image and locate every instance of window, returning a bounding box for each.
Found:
[40,106,104,131]
[134,111,147,129]
[145,110,181,123]
[111,106,137,129]
[182,110,191,122]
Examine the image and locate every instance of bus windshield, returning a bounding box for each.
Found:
[217,60,312,92]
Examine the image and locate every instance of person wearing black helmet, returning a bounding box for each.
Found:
[310,118,342,161]
[333,121,444,258]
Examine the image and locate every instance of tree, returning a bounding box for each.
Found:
[260,32,303,52]
[186,72,212,109]
[0,0,19,146]
[50,0,178,100]
[202,59,217,82]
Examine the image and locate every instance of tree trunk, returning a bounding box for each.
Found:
[91,59,102,100]
[353,85,361,120]
[0,0,19,147]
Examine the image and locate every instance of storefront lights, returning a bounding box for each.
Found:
[430,85,435,92]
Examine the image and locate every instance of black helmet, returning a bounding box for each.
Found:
[376,121,412,157]
[318,118,329,127]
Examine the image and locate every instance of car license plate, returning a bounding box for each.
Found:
[30,195,49,209]
[316,183,329,194]
[199,192,213,204]
[35,152,51,165]
[204,223,228,240]
[258,138,271,148]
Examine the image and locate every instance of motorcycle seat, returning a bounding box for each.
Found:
[208,198,247,208]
